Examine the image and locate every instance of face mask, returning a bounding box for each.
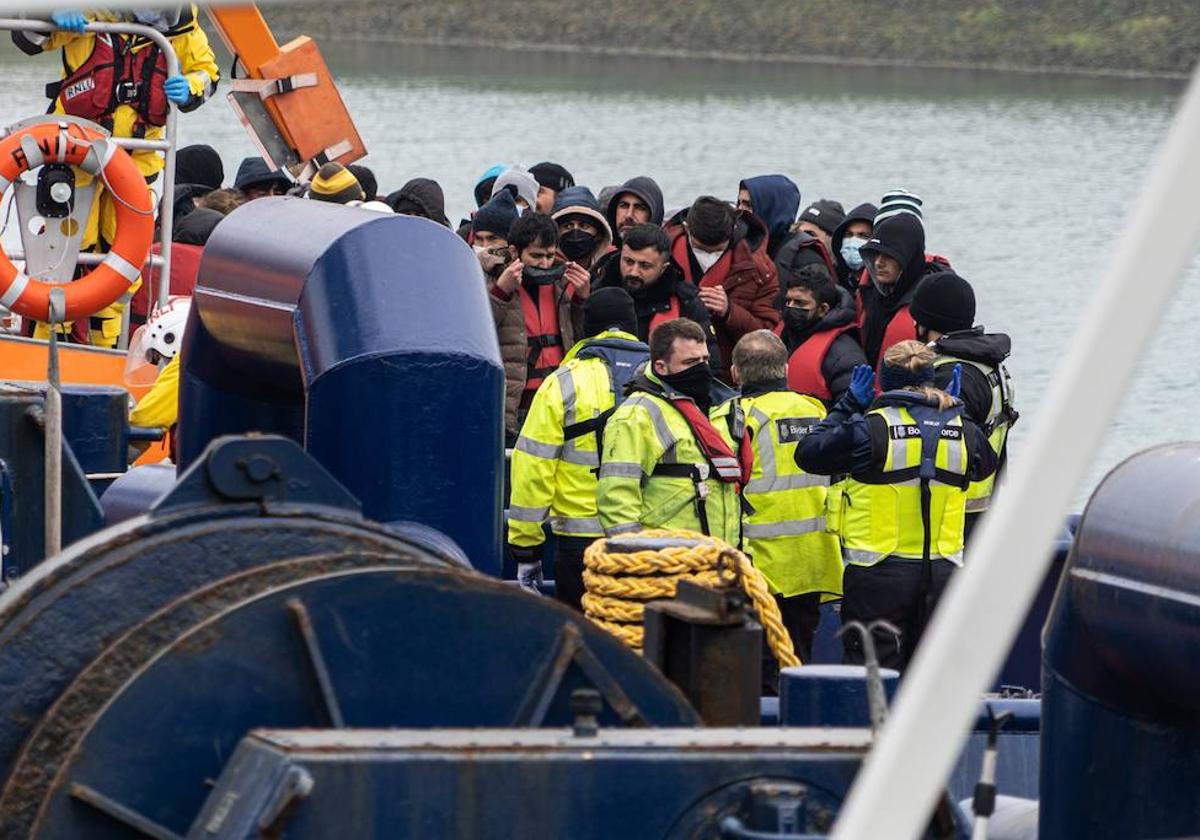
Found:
[693,247,725,274]
[784,307,820,333]
[840,237,867,270]
[522,264,566,285]
[473,244,507,276]
[560,229,598,263]
[660,361,712,409]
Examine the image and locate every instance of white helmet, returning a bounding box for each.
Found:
[144,296,191,361]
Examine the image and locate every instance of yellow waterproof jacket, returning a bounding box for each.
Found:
[597,371,741,545]
[508,330,649,547]
[28,7,219,177]
[933,354,1014,513]
[129,353,180,429]
[740,387,842,598]
[841,399,969,567]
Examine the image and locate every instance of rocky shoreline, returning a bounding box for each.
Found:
[266,1,1198,79]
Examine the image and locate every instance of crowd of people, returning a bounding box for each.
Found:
[12,8,1019,674]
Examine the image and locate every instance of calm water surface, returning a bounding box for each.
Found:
[0,42,1195,507]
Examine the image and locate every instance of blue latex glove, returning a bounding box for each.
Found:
[50,10,87,32]
[848,364,876,410]
[946,363,963,398]
[163,74,191,105]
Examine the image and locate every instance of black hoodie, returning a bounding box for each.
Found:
[830,202,877,291]
[386,178,449,226]
[605,177,664,246]
[858,214,930,366]
[780,285,867,403]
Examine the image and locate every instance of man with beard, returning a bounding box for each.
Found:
[604,176,664,248]
[664,196,780,383]
[551,186,613,272]
[857,213,944,368]
[598,318,743,544]
[737,174,801,259]
[775,266,866,406]
[591,224,721,374]
[530,161,575,214]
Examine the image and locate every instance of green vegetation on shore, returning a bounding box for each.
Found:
[267,0,1199,77]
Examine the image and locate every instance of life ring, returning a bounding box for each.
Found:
[0,121,154,322]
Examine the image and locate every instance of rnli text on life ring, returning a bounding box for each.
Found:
[0,121,154,322]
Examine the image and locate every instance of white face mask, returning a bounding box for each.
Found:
[693,247,725,274]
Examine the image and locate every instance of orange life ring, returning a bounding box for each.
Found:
[0,121,154,322]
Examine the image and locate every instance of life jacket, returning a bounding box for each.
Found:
[672,234,732,288]
[933,354,1017,513]
[874,304,917,371]
[50,33,169,129]
[646,296,681,339]
[520,275,564,399]
[562,336,650,461]
[841,395,969,567]
[779,324,855,402]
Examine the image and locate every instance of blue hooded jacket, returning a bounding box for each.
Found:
[740,175,801,257]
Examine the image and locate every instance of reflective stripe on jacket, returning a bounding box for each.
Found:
[741,389,842,598]
[841,399,969,567]
[508,330,646,546]
[934,355,1013,513]
[597,375,741,544]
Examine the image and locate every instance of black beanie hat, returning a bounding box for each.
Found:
[584,287,638,338]
[910,271,976,334]
[176,144,223,194]
[799,199,846,235]
[472,189,520,238]
[530,161,575,194]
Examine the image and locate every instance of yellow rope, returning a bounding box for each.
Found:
[582,529,800,667]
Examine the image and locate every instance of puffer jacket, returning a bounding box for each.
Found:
[663,208,780,381]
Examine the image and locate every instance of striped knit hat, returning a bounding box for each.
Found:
[306,162,365,204]
[875,188,923,225]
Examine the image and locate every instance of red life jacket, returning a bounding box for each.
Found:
[647,296,681,339]
[53,33,169,129]
[671,234,733,288]
[520,279,564,398]
[780,324,855,402]
[666,398,746,484]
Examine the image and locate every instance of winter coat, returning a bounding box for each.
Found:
[592,255,723,376]
[488,271,584,434]
[830,202,877,291]
[931,329,1012,428]
[777,286,867,404]
[775,230,837,285]
[740,175,801,259]
[664,208,780,381]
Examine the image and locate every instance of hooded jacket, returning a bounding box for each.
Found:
[776,285,867,404]
[775,230,837,286]
[740,175,801,259]
[552,186,614,269]
[830,202,877,291]
[930,328,1013,430]
[605,177,664,245]
[663,207,779,381]
[386,178,449,226]
[857,214,930,367]
[592,255,723,376]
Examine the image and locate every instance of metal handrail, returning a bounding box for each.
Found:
[0,18,181,318]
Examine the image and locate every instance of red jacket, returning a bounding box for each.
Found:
[664,208,779,381]
[130,242,202,324]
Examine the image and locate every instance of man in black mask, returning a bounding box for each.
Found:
[591,223,722,375]
[778,266,866,406]
[551,186,614,272]
[597,318,743,543]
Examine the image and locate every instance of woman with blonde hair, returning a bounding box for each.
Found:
[796,339,997,670]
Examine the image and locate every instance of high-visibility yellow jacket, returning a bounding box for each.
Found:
[841,398,970,567]
[597,371,741,544]
[933,354,1014,513]
[129,353,180,429]
[508,330,649,547]
[740,387,842,598]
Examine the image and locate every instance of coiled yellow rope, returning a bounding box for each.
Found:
[582,529,800,667]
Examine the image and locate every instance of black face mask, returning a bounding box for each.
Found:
[660,361,712,410]
[783,307,821,333]
[560,229,598,262]
[522,264,566,285]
